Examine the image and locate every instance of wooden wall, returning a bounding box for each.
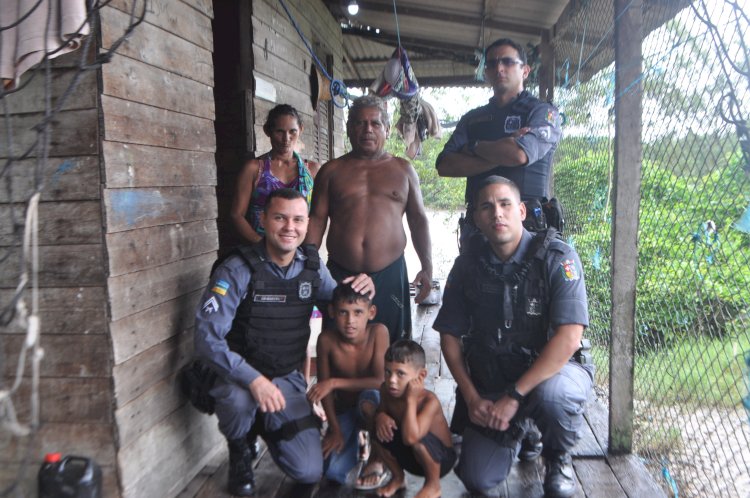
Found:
[251,0,346,161]
[1,0,346,496]
[0,39,120,495]
[214,0,347,253]
[99,0,224,496]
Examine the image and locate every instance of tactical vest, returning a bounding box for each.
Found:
[460,229,563,392]
[225,243,321,378]
[464,92,552,203]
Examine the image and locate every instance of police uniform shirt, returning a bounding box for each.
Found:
[194,246,337,388]
[433,229,589,339]
[436,91,562,203]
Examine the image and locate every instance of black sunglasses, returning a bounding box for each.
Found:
[484,57,524,68]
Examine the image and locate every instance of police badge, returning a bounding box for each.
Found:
[504,115,521,133]
[526,297,542,316]
[299,281,313,300]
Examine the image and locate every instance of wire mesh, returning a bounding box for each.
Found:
[553,0,750,496]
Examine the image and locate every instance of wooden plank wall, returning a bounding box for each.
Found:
[0,41,120,495]
[214,0,346,253]
[251,0,346,161]
[99,1,224,496]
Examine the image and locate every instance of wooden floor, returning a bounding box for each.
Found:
[178,299,667,498]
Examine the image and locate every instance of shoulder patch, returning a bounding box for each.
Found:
[560,259,580,281]
[211,279,230,296]
[202,296,220,314]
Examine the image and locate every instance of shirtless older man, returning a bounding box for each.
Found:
[305,95,432,343]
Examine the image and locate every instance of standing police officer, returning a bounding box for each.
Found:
[434,176,592,498]
[193,188,374,496]
[436,38,562,242]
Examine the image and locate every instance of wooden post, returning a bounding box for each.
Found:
[539,29,555,195]
[610,0,642,454]
[239,1,254,153]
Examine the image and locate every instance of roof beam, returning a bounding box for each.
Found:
[352,0,543,37]
[344,74,485,89]
[341,27,478,65]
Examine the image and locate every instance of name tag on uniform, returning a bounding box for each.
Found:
[480,283,502,294]
[254,294,286,303]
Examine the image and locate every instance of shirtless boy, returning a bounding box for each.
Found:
[307,284,390,485]
[305,95,432,344]
[360,340,456,498]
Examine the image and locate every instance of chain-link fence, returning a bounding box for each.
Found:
[552,0,750,496]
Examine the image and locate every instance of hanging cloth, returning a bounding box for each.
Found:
[1,0,90,89]
[370,46,419,99]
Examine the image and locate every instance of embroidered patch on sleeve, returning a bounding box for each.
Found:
[211,279,230,296]
[534,125,551,140]
[546,109,557,124]
[202,296,219,314]
[560,259,580,281]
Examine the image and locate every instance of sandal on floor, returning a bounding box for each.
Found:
[352,466,392,491]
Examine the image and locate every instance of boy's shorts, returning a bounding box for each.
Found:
[380,427,457,477]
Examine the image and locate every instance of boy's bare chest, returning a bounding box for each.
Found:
[331,346,373,376]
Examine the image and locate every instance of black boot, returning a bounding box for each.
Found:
[518,426,543,462]
[246,434,261,460]
[543,451,576,498]
[228,438,256,496]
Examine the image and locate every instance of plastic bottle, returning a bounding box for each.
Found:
[38,453,102,498]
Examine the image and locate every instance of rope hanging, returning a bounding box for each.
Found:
[392,0,401,48]
[277,0,349,108]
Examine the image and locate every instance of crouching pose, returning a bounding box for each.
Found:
[191,189,374,496]
[307,284,389,484]
[358,340,456,498]
[435,176,593,498]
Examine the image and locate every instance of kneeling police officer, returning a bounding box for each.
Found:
[435,176,593,498]
[190,188,374,496]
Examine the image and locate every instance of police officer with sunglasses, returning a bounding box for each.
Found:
[436,38,563,249]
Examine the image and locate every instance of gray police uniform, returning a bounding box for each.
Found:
[433,230,593,493]
[194,246,337,484]
[436,91,562,204]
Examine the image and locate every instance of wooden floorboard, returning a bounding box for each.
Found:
[178,299,666,498]
[574,458,627,497]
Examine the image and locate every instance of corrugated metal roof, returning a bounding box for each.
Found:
[324,0,568,87]
[322,0,690,89]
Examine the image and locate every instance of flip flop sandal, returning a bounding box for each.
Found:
[351,466,392,491]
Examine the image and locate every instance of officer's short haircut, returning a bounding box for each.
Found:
[473,175,522,206]
[331,283,372,306]
[264,188,307,212]
[485,38,527,65]
[385,339,426,369]
[347,95,390,130]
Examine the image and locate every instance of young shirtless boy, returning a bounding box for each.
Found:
[359,339,457,498]
[306,284,390,485]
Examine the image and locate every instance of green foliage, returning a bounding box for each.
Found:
[555,142,750,350]
[634,331,750,407]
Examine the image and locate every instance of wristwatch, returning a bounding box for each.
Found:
[505,385,525,403]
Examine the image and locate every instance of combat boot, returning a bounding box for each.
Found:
[517,426,543,462]
[543,451,576,497]
[246,434,261,460]
[227,438,256,496]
